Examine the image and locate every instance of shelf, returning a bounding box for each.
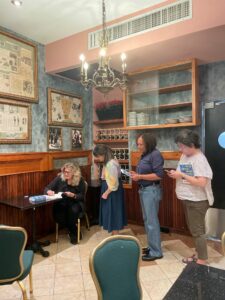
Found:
[128,101,192,112]
[118,160,129,164]
[125,121,196,130]
[94,139,128,144]
[94,119,123,125]
[128,83,192,97]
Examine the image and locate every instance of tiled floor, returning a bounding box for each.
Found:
[1,225,225,300]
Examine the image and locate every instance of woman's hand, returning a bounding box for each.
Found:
[47,190,55,196]
[63,191,75,198]
[167,170,183,179]
[130,171,140,181]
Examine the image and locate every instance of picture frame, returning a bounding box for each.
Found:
[0,98,32,144]
[71,128,82,150]
[48,88,82,127]
[0,30,38,102]
[48,127,63,151]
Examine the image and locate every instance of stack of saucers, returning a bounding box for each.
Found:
[128,112,137,126]
[137,113,148,125]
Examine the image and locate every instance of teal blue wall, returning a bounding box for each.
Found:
[0,26,93,153]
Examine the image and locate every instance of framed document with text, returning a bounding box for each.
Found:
[0,99,32,143]
[48,88,82,127]
[0,30,38,102]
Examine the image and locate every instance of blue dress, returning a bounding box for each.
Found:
[99,160,127,232]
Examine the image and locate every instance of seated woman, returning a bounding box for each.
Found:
[44,162,85,244]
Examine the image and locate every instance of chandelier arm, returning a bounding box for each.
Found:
[79,0,127,94]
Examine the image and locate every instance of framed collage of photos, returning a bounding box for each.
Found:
[0,99,31,144]
[0,30,38,103]
[48,88,82,127]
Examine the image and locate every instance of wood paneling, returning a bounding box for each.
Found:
[0,151,92,243]
[127,151,189,234]
[0,150,92,176]
[131,151,181,166]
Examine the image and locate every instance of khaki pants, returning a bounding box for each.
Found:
[182,200,209,260]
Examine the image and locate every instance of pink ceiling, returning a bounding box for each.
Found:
[45,0,225,73]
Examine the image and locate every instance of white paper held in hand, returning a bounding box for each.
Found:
[121,168,131,177]
[46,192,63,201]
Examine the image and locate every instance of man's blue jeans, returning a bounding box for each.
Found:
[139,185,162,257]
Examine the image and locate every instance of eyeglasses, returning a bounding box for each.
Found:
[63,170,72,175]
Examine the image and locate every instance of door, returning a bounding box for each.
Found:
[204,101,225,209]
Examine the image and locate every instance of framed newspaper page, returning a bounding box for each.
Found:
[0,30,38,102]
[0,99,32,143]
[48,88,82,127]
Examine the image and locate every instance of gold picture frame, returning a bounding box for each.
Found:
[0,98,32,144]
[71,128,82,150]
[48,127,63,151]
[48,88,82,127]
[0,30,38,102]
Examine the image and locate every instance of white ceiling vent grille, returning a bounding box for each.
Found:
[88,0,192,49]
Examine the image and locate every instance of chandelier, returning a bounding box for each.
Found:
[79,0,127,94]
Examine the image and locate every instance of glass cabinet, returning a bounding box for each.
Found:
[123,59,199,129]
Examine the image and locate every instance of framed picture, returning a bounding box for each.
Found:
[0,99,31,144]
[0,30,38,102]
[48,127,63,151]
[71,128,82,150]
[48,88,82,127]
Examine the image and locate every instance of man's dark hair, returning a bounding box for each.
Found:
[137,133,157,154]
[175,129,201,148]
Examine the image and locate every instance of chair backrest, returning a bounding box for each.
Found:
[0,226,27,284]
[205,207,225,240]
[89,235,142,300]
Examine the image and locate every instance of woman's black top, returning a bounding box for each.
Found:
[44,176,85,209]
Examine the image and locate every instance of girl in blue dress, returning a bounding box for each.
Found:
[93,144,127,235]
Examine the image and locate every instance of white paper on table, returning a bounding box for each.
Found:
[46,192,63,201]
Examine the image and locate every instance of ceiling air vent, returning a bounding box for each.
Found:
[88,0,192,49]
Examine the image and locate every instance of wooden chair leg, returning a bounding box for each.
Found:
[56,223,59,243]
[222,232,225,255]
[77,219,80,244]
[85,213,90,230]
[29,269,33,294]
[17,280,28,300]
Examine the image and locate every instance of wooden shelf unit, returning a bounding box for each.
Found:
[124,58,199,129]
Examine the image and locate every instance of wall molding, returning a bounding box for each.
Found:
[0,150,92,176]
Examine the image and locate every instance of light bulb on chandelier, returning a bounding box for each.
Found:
[79,0,127,94]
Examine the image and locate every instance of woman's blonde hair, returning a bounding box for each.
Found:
[60,162,81,186]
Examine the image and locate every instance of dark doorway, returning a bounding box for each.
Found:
[205,101,225,209]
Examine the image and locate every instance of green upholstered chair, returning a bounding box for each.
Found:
[0,225,34,300]
[89,235,142,300]
[56,180,90,244]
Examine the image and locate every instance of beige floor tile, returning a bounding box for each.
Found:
[82,273,96,290]
[55,261,82,277]
[32,264,55,280]
[140,265,167,283]
[155,251,179,265]
[158,262,185,278]
[52,291,85,300]
[144,278,172,300]
[53,275,84,295]
[141,285,152,300]
[84,289,98,300]
[0,283,22,300]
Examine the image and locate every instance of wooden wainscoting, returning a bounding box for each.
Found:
[0,151,92,243]
[128,151,189,234]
